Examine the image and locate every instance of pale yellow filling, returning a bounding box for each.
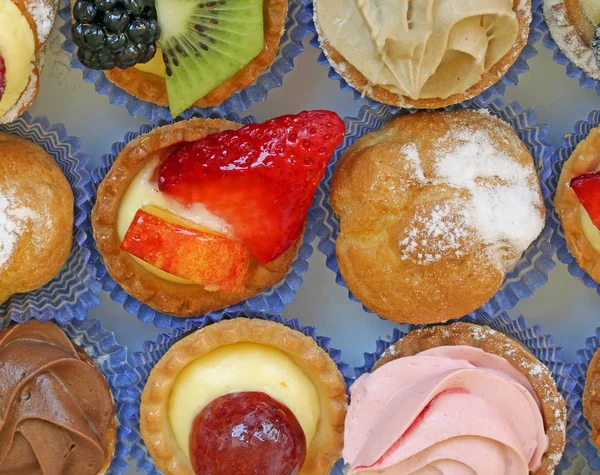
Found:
[579,205,600,254]
[580,0,600,25]
[117,157,230,283]
[315,0,519,100]
[134,48,166,78]
[0,0,35,116]
[168,342,321,460]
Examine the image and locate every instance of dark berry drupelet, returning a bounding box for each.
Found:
[72,0,160,70]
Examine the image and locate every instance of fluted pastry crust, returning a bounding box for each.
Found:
[555,124,600,282]
[101,0,287,109]
[544,0,600,80]
[584,348,600,447]
[140,318,347,475]
[313,0,531,108]
[375,322,566,475]
[92,118,300,317]
[0,133,73,304]
[331,110,544,324]
[0,0,58,123]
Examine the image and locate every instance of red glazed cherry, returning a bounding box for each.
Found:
[189,391,307,475]
[0,55,5,101]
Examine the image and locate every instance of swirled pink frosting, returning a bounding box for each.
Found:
[343,345,548,474]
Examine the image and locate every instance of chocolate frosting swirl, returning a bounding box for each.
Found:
[0,321,114,475]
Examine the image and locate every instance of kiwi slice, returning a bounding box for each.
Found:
[156,0,264,116]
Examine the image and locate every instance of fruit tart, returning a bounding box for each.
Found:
[555,123,600,283]
[92,110,345,317]
[344,322,567,474]
[313,0,532,108]
[0,320,117,475]
[583,347,600,451]
[544,0,600,80]
[0,0,58,123]
[70,0,288,116]
[140,317,348,475]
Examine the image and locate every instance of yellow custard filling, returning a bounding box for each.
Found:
[580,205,600,255]
[117,157,231,283]
[580,0,600,25]
[133,49,166,78]
[0,0,35,116]
[168,342,321,460]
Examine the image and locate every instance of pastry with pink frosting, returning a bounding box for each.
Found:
[344,322,567,475]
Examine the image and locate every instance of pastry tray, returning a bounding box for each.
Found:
[36,25,600,474]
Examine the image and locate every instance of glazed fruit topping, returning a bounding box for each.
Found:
[72,0,160,70]
[0,55,5,101]
[157,110,345,264]
[571,171,600,229]
[120,206,250,292]
[189,392,306,475]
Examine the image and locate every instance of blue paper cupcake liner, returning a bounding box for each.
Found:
[88,112,318,328]
[314,99,556,320]
[58,0,311,121]
[308,0,544,110]
[351,311,579,474]
[128,311,352,475]
[538,1,600,96]
[0,113,101,327]
[547,110,600,293]
[574,328,600,470]
[3,317,138,474]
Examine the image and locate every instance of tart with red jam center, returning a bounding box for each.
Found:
[91,111,345,317]
[555,123,600,282]
[139,318,348,475]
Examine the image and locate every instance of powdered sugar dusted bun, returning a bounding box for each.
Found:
[331,109,545,324]
[0,0,57,124]
[543,0,600,80]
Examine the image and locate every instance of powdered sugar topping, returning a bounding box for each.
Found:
[26,1,55,43]
[397,112,544,271]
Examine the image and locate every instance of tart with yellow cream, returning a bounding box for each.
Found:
[0,0,58,123]
[544,0,600,80]
[344,322,567,474]
[92,111,345,317]
[70,0,287,116]
[140,317,348,475]
[313,0,532,108]
[555,123,600,283]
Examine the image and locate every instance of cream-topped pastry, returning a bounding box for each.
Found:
[117,156,231,284]
[315,0,521,101]
[0,0,36,116]
[344,345,549,474]
[168,342,320,459]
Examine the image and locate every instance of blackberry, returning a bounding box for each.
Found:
[72,0,160,70]
[593,26,600,68]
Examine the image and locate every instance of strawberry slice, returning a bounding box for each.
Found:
[571,171,600,229]
[0,55,5,101]
[158,110,345,263]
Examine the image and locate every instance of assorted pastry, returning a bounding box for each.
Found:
[70,0,288,116]
[313,0,532,108]
[0,320,117,474]
[584,348,600,450]
[331,109,544,324]
[140,317,348,475]
[0,132,73,305]
[555,123,600,282]
[544,0,600,80]
[92,111,345,317]
[0,0,58,123]
[344,322,567,474]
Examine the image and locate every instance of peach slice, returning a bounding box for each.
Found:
[120,206,249,293]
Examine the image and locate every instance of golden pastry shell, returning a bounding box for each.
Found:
[374,322,567,475]
[583,348,600,448]
[554,124,600,283]
[91,118,300,318]
[313,0,531,109]
[101,0,288,109]
[140,318,348,475]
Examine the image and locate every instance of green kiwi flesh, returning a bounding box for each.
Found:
[156,0,265,116]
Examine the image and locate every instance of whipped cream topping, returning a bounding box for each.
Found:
[316,0,521,100]
[343,345,548,474]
